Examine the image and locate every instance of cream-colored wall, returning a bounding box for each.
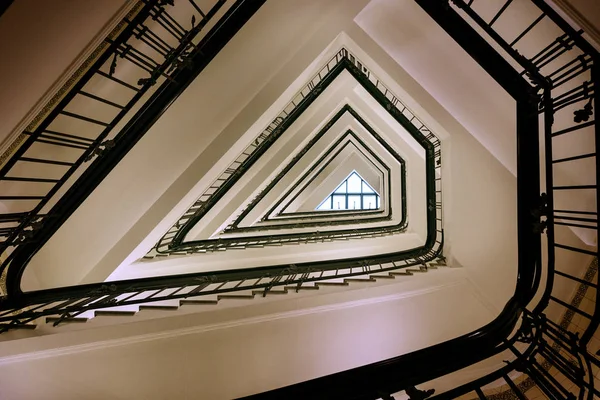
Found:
[342,19,517,311]
[356,0,595,311]
[563,0,600,27]
[0,269,498,400]
[552,0,600,45]
[21,0,426,284]
[356,0,517,176]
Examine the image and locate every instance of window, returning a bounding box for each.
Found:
[316,171,380,210]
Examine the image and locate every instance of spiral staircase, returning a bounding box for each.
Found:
[0,0,598,399]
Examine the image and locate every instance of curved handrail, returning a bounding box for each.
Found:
[149,105,410,255]
[152,48,440,255]
[242,299,524,399]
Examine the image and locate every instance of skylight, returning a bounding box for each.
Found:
[316,171,380,210]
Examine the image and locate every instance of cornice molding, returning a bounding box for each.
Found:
[551,0,600,48]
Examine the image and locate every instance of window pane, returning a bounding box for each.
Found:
[363,195,377,209]
[315,171,380,211]
[332,195,346,209]
[317,198,332,210]
[362,181,374,193]
[348,195,361,209]
[334,181,347,193]
[347,173,361,193]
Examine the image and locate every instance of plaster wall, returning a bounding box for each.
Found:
[0,269,498,400]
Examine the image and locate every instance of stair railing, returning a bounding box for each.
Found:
[0,0,235,278]
[0,0,267,304]
[148,105,410,256]
[241,0,599,398]
[151,47,441,255]
[428,1,600,397]
[0,9,445,330]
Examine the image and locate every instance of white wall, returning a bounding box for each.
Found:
[0,269,499,400]
[336,21,518,311]
[356,0,517,175]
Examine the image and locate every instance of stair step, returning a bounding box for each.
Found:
[46,317,89,324]
[345,278,376,283]
[139,305,179,311]
[94,310,137,317]
[390,271,413,276]
[217,294,255,300]
[406,268,427,273]
[180,299,219,306]
[251,289,288,296]
[317,281,349,287]
[370,274,395,279]
[284,285,319,291]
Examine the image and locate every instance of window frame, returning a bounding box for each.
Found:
[317,171,380,211]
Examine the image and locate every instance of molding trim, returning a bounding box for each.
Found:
[551,0,600,47]
[0,280,465,365]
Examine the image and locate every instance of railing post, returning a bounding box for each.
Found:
[580,59,600,346]
[515,97,542,305]
[534,89,556,313]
